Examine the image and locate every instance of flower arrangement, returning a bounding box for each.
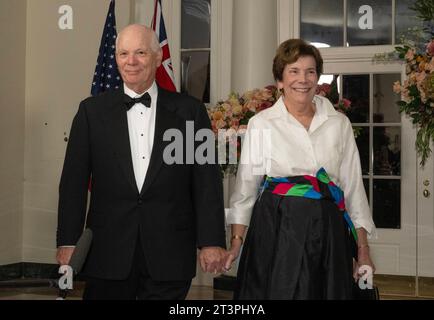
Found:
[385,0,434,166]
[208,85,280,134]
[392,40,434,166]
[208,85,280,175]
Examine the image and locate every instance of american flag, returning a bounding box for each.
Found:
[151,0,177,92]
[91,0,122,96]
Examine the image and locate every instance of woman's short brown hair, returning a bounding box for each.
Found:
[273,39,323,81]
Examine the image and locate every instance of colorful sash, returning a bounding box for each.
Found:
[259,167,358,245]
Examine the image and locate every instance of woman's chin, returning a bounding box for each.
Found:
[288,96,314,106]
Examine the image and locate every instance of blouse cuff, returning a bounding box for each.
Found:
[353,220,377,240]
[225,207,251,227]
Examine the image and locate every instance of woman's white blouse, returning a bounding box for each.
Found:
[227,95,376,237]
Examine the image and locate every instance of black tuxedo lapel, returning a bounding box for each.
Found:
[102,89,139,194]
[140,88,178,196]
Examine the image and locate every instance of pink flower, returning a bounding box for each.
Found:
[426,57,434,72]
[254,89,273,101]
[342,98,351,109]
[245,100,259,112]
[401,80,411,102]
[405,48,416,61]
[242,90,255,101]
[426,40,434,56]
[316,83,331,95]
[230,119,240,128]
[225,109,233,118]
[257,101,273,111]
[265,85,276,91]
[420,88,427,103]
[416,71,427,85]
[427,73,434,99]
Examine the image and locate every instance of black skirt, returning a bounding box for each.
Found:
[234,178,354,300]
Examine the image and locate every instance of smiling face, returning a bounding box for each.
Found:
[277,55,319,107]
[115,25,162,93]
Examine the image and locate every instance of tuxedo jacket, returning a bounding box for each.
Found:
[57,87,226,281]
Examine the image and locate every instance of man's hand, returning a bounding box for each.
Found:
[199,247,226,274]
[56,247,75,266]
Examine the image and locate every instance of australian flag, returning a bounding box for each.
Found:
[91,0,122,96]
[151,0,177,92]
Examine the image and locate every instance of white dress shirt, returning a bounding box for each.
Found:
[227,95,376,238]
[124,82,158,193]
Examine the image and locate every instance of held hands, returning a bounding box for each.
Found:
[222,237,243,273]
[199,235,244,275]
[199,247,227,274]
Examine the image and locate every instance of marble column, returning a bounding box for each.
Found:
[231,0,278,94]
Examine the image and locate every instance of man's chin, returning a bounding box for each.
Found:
[124,79,142,87]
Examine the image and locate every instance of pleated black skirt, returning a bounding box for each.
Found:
[234,185,354,300]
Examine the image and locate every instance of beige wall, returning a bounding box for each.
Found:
[0,0,27,265]
[23,0,131,263]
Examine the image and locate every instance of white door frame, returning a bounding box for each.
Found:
[323,60,418,277]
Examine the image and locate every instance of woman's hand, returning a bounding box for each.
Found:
[354,228,376,282]
[223,240,243,272]
[353,246,376,282]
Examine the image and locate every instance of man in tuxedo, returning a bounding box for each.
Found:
[56,24,226,300]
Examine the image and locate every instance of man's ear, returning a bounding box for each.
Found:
[156,48,163,67]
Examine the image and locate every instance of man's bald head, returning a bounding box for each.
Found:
[116,24,160,54]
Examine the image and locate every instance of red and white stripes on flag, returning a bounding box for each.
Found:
[151,0,177,92]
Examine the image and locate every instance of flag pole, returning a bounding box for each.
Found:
[151,0,177,92]
[90,0,122,96]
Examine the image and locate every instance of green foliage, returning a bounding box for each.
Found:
[392,1,434,167]
[410,0,434,23]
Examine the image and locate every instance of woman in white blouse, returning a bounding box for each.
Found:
[224,39,376,299]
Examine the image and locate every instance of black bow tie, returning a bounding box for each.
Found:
[124,93,151,110]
